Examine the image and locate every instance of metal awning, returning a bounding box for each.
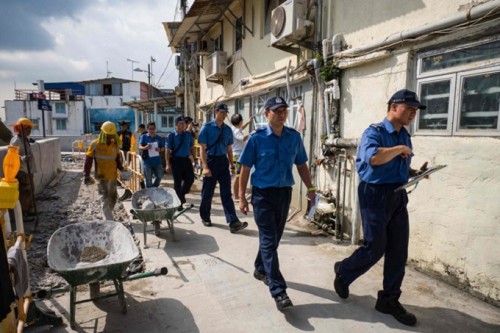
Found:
[163,0,236,49]
[122,95,177,113]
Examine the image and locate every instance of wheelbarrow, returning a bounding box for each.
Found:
[130,187,193,248]
[46,221,167,329]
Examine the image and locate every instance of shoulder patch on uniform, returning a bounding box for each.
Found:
[284,125,299,134]
[254,126,266,132]
[369,123,383,130]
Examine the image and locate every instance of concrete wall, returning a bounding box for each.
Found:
[329,50,500,300]
[199,0,298,106]
[0,138,62,194]
[330,0,475,45]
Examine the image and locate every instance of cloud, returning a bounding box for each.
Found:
[0,0,90,51]
[0,0,179,111]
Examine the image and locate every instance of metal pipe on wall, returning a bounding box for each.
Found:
[334,0,500,58]
[341,150,348,240]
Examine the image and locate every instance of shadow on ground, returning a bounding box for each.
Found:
[284,281,500,332]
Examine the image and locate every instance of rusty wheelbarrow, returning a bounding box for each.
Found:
[46,221,167,329]
[130,187,193,248]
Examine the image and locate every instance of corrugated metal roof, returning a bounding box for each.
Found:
[163,0,234,49]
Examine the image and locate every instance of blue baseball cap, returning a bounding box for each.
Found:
[264,96,288,111]
[388,89,426,109]
[215,103,229,112]
[175,115,185,124]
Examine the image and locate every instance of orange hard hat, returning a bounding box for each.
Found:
[13,117,37,127]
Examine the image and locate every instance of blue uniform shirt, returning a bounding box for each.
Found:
[139,134,164,166]
[356,118,413,184]
[238,125,308,188]
[198,120,233,156]
[166,131,194,158]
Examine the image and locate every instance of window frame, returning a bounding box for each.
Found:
[415,38,500,137]
[454,65,500,136]
[55,119,67,131]
[415,74,456,136]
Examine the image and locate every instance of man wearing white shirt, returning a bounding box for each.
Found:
[230,114,253,201]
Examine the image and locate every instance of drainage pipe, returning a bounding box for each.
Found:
[335,0,500,58]
[335,158,341,239]
[341,150,348,241]
[324,87,334,136]
[324,137,360,148]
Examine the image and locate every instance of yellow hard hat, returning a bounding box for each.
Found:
[101,121,117,135]
[15,117,37,127]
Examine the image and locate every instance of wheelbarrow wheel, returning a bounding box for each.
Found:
[153,220,161,236]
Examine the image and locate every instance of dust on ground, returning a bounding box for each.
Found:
[25,155,132,292]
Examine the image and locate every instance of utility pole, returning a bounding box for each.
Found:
[126,58,139,79]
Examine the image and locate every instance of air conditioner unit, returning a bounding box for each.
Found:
[270,0,312,45]
[206,51,227,80]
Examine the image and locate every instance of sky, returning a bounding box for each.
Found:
[0,0,181,115]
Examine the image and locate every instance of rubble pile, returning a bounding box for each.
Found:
[26,157,132,291]
[136,195,173,210]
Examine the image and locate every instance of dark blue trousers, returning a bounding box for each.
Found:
[253,186,292,297]
[199,155,238,223]
[170,157,194,204]
[339,182,409,299]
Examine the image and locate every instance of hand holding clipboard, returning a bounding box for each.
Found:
[395,164,447,192]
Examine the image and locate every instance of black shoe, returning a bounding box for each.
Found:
[274,291,293,311]
[229,220,248,233]
[119,189,132,201]
[334,261,349,299]
[202,219,212,227]
[253,269,270,286]
[177,206,183,212]
[375,297,417,326]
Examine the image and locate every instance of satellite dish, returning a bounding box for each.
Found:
[271,6,286,38]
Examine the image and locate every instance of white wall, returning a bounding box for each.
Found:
[331,0,475,48]
[0,138,61,194]
[333,53,500,304]
[5,100,85,136]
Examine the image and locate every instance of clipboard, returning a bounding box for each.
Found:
[395,164,447,192]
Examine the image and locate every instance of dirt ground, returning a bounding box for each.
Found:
[24,156,131,292]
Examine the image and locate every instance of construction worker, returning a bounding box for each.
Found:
[118,120,134,161]
[83,121,126,220]
[10,118,37,219]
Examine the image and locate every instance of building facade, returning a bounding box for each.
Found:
[165,0,500,305]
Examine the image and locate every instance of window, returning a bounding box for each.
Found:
[54,103,65,114]
[55,119,67,130]
[252,94,268,128]
[161,115,175,128]
[103,84,112,96]
[235,17,243,51]
[29,119,39,128]
[235,99,245,114]
[214,35,223,51]
[416,38,500,136]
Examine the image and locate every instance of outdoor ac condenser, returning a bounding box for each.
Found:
[206,51,227,79]
[270,0,310,45]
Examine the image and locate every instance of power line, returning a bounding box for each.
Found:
[156,53,175,87]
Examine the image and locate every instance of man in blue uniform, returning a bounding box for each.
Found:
[139,122,164,188]
[198,103,247,233]
[166,116,195,210]
[333,89,428,326]
[238,96,316,311]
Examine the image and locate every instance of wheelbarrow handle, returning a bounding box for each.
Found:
[130,208,139,220]
[124,267,168,281]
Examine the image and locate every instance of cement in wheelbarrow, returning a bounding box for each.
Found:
[47,220,139,328]
[131,187,190,248]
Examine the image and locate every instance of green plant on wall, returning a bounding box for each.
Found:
[320,60,340,82]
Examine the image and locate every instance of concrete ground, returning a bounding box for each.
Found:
[28,175,499,333]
